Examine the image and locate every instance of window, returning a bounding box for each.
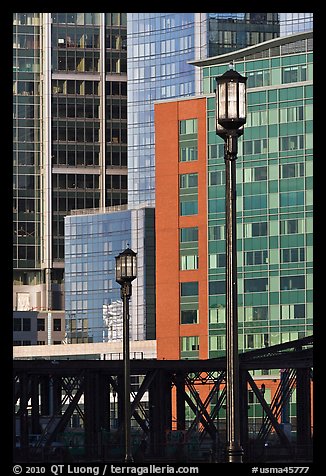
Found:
[209,253,226,269]
[180,227,198,243]
[280,275,305,291]
[243,166,268,182]
[180,255,198,270]
[245,306,268,321]
[209,306,225,324]
[179,119,198,162]
[209,170,225,186]
[53,319,62,331]
[281,248,305,263]
[13,319,22,331]
[280,135,304,151]
[22,318,31,331]
[280,218,304,235]
[180,336,199,359]
[179,173,198,216]
[209,335,225,351]
[180,309,198,324]
[209,281,225,295]
[281,304,305,319]
[180,227,199,271]
[180,199,198,216]
[244,195,267,210]
[37,318,45,331]
[209,225,225,240]
[243,139,268,155]
[281,163,304,178]
[179,119,197,135]
[282,65,307,83]
[179,173,198,189]
[244,278,268,292]
[181,282,198,297]
[245,250,268,265]
[280,191,304,207]
[244,222,267,238]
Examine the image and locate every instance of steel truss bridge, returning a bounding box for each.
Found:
[14,336,313,463]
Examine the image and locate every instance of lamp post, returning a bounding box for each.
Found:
[215,64,247,463]
[115,247,137,463]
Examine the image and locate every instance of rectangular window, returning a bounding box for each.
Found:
[180,309,198,324]
[209,253,226,269]
[13,319,22,331]
[244,278,268,292]
[280,191,304,207]
[244,166,268,182]
[180,199,198,216]
[244,195,267,210]
[245,250,268,265]
[181,282,198,296]
[180,254,198,270]
[180,226,199,270]
[209,170,225,186]
[281,248,305,263]
[53,318,62,331]
[282,65,307,84]
[180,227,198,243]
[179,118,198,162]
[280,163,304,179]
[209,306,225,324]
[245,306,268,321]
[209,281,225,295]
[180,336,199,359]
[280,135,304,151]
[280,275,305,291]
[209,225,225,240]
[22,318,31,331]
[179,173,198,189]
[179,118,197,135]
[179,173,198,216]
[37,318,45,331]
[244,222,268,238]
[281,304,305,319]
[280,218,304,235]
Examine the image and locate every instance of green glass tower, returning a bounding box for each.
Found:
[193,30,313,371]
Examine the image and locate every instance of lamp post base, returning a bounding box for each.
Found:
[226,442,244,463]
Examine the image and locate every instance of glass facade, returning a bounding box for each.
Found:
[208,13,279,56]
[202,33,313,361]
[127,12,312,207]
[13,13,42,273]
[280,13,313,35]
[64,205,155,343]
[13,13,127,314]
[51,12,127,262]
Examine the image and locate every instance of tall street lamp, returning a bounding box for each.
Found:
[115,247,137,463]
[215,64,247,463]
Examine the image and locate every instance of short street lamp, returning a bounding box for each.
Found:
[115,247,137,463]
[215,65,247,463]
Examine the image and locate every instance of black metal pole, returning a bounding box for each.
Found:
[122,282,133,463]
[224,132,243,463]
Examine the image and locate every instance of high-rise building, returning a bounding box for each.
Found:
[64,204,156,343]
[154,30,313,422]
[127,13,312,207]
[13,13,127,320]
[155,28,313,428]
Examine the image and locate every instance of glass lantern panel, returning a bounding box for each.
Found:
[218,82,226,119]
[239,82,246,120]
[227,81,237,119]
